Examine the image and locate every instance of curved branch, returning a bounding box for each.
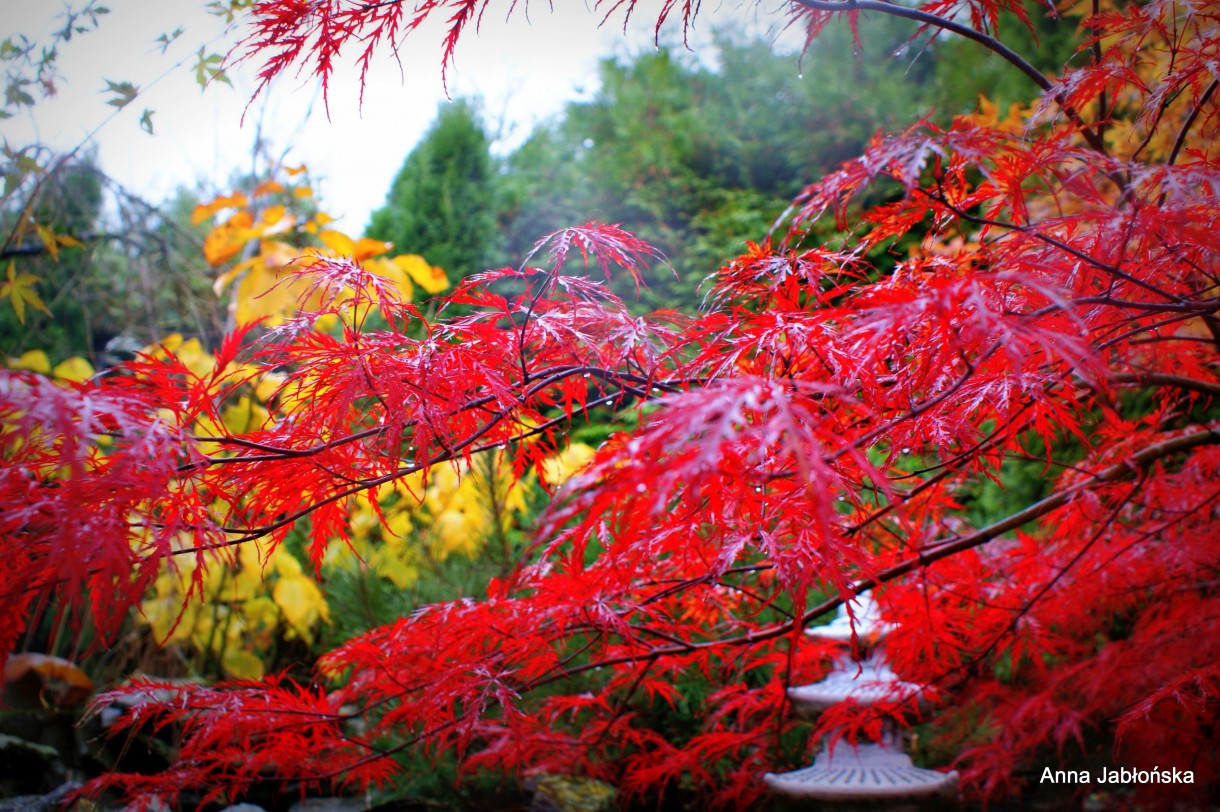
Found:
[791,0,1051,92]
[788,0,1109,154]
[524,422,1220,686]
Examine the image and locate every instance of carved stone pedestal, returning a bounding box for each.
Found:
[765,594,959,807]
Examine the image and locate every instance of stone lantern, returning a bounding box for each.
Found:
[763,594,959,805]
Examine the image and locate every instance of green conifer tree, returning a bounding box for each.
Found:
[367,98,498,284]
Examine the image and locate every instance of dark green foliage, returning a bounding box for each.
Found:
[497,21,941,310]
[927,5,1083,112]
[0,152,226,363]
[366,98,498,283]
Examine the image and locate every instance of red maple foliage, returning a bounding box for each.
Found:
[3,0,1219,808]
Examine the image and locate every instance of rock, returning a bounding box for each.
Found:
[119,796,171,812]
[0,781,80,812]
[287,798,367,812]
[0,735,67,797]
[529,775,616,812]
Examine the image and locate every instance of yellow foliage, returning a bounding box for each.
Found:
[317,230,355,255]
[221,396,268,435]
[2,262,51,324]
[540,442,597,487]
[273,574,329,642]
[195,167,452,326]
[222,648,265,680]
[139,538,331,675]
[353,237,392,261]
[9,349,51,374]
[51,356,94,382]
[203,211,262,265]
[966,95,1030,134]
[145,334,217,379]
[394,254,450,294]
[191,192,250,225]
[126,165,480,677]
[253,180,284,198]
[261,205,289,228]
[35,224,82,261]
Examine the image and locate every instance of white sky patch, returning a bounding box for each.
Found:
[3,2,806,232]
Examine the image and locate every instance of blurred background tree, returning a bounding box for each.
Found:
[366,98,499,286]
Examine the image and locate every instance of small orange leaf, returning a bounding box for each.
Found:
[353,237,391,261]
[253,180,285,197]
[191,192,250,225]
[318,229,355,256]
[393,254,450,294]
[260,205,288,227]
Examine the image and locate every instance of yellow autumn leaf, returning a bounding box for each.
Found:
[349,504,381,540]
[174,337,216,378]
[234,260,300,326]
[260,205,288,227]
[393,254,449,294]
[142,595,199,644]
[385,508,413,540]
[374,549,418,588]
[433,509,483,559]
[272,377,312,415]
[253,180,284,197]
[52,356,94,382]
[364,257,414,303]
[317,229,355,256]
[259,239,303,271]
[227,561,264,602]
[221,647,265,680]
[271,546,303,578]
[353,237,391,261]
[203,210,262,266]
[212,260,247,297]
[35,225,61,262]
[2,263,51,325]
[273,574,329,640]
[242,595,279,629]
[221,396,267,435]
[541,443,598,486]
[147,333,183,355]
[203,229,248,266]
[188,613,218,652]
[191,192,250,225]
[10,349,51,374]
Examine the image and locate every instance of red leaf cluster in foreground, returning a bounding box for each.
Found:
[4,0,1219,808]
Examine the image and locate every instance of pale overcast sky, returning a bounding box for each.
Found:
[3,2,802,232]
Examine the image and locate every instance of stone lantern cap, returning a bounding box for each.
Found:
[804,592,893,646]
